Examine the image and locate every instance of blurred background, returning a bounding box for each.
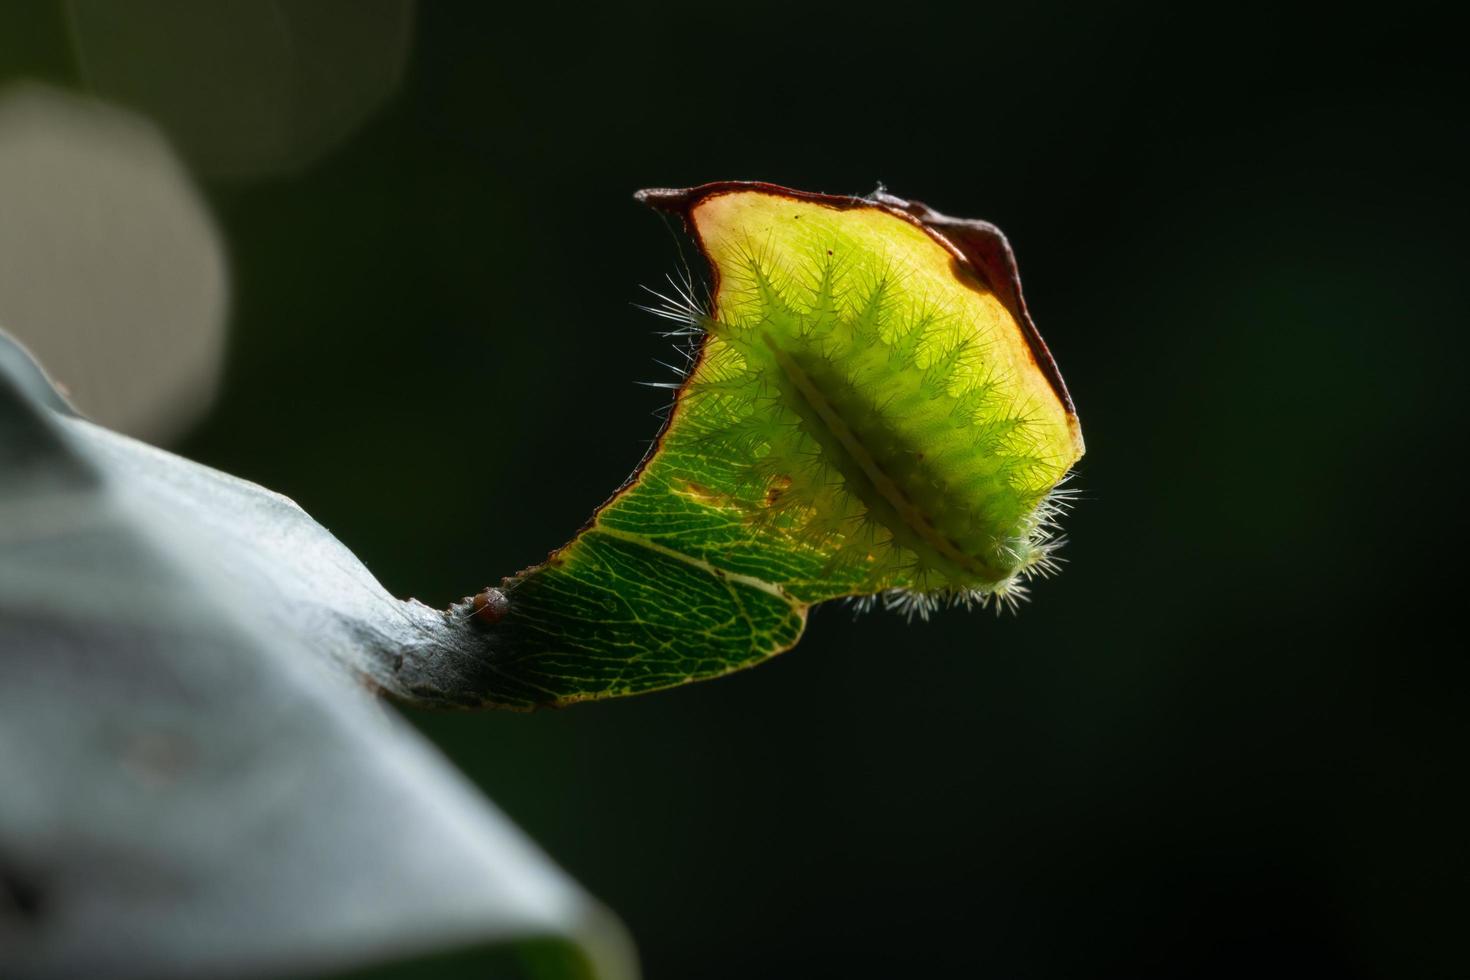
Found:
[2,1,1465,977]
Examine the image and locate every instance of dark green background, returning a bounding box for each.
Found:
[5,2,1465,976]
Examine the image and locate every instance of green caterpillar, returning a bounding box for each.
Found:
[641,184,1084,617]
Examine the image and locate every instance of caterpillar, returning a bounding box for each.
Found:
[639,183,1084,618]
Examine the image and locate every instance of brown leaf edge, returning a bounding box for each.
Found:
[635,181,1077,417]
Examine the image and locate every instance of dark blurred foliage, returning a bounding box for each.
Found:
[4,1,1466,977]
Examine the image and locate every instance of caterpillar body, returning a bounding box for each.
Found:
[639,184,1084,617]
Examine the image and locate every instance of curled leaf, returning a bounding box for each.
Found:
[481,182,1083,707]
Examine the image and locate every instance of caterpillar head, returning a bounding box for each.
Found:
[635,182,1084,619]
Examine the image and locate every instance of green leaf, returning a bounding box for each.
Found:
[0,332,634,979]
[480,182,1084,707]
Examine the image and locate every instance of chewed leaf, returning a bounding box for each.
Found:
[481,182,1084,708]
